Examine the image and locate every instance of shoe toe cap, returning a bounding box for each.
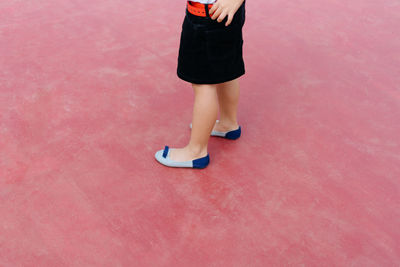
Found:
[155,149,165,162]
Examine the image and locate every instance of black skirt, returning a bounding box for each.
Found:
[177,1,246,84]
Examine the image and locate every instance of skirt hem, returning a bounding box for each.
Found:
[177,69,245,84]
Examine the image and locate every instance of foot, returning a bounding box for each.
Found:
[169,146,208,162]
[155,146,210,168]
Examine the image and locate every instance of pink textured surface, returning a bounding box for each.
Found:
[1,0,400,266]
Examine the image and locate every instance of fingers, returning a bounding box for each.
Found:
[217,10,228,23]
[209,1,237,27]
[209,3,218,15]
[225,12,234,26]
[210,5,229,25]
[210,5,222,20]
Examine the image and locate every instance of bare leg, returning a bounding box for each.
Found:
[169,83,218,161]
[213,78,240,132]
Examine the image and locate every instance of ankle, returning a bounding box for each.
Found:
[217,119,239,129]
[186,145,208,157]
[218,117,237,124]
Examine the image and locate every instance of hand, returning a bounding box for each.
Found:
[209,0,244,27]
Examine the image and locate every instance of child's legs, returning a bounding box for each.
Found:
[169,83,218,161]
[215,78,240,130]
[188,83,219,152]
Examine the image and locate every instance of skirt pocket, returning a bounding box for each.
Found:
[178,16,208,79]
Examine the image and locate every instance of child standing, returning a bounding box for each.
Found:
[155,0,246,168]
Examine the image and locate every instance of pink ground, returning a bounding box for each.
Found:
[1,0,400,266]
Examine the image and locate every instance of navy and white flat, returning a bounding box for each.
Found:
[155,146,210,169]
[190,120,241,140]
